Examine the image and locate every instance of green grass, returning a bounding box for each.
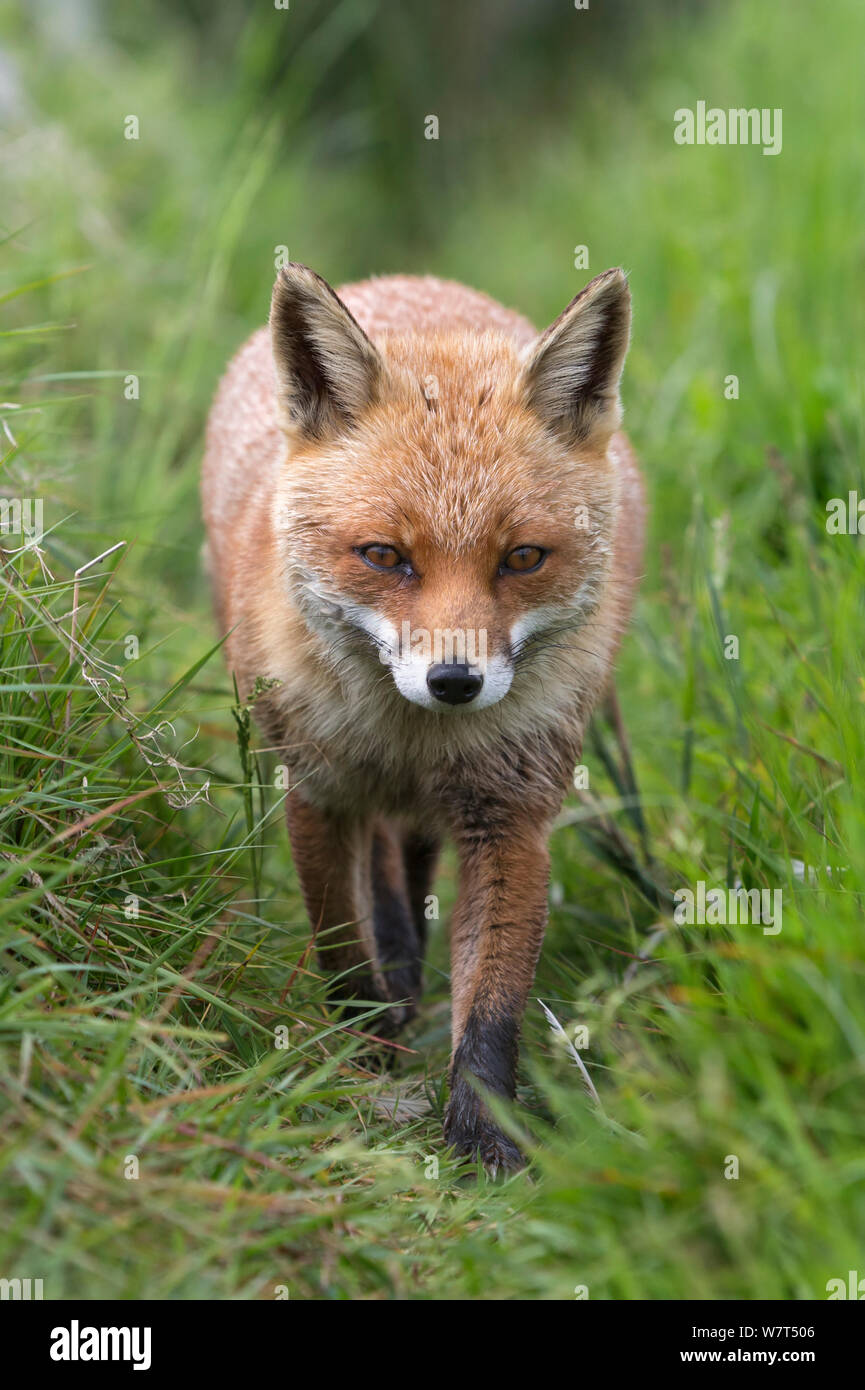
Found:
[1,0,864,1299]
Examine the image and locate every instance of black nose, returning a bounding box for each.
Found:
[426,663,483,706]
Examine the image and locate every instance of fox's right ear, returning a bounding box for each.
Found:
[519,268,631,448]
[270,264,385,438]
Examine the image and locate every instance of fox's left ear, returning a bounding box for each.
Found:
[519,268,631,447]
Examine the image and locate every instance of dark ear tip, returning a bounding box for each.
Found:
[549,268,629,330]
[277,260,314,280]
[273,262,335,309]
[593,267,630,299]
[272,262,313,299]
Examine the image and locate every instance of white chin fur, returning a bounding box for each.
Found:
[349,611,513,712]
[389,650,513,711]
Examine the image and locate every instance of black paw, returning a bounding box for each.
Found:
[326,974,415,1041]
[444,1078,524,1177]
[443,1114,525,1177]
[378,960,423,1014]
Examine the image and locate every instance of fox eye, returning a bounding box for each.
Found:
[358,543,406,571]
[501,545,547,574]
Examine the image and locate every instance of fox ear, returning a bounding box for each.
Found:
[270,263,385,438]
[520,268,631,447]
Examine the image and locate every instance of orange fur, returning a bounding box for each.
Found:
[202,266,645,1172]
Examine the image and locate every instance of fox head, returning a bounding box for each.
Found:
[269,264,631,715]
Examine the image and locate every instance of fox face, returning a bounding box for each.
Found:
[270,264,630,717]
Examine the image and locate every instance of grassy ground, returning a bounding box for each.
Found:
[1,0,864,1299]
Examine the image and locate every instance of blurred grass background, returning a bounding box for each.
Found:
[0,0,864,1299]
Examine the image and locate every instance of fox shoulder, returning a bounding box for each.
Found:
[335,274,537,346]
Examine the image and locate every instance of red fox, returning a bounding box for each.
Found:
[202,264,644,1173]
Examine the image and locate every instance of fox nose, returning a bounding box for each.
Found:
[426,663,483,706]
